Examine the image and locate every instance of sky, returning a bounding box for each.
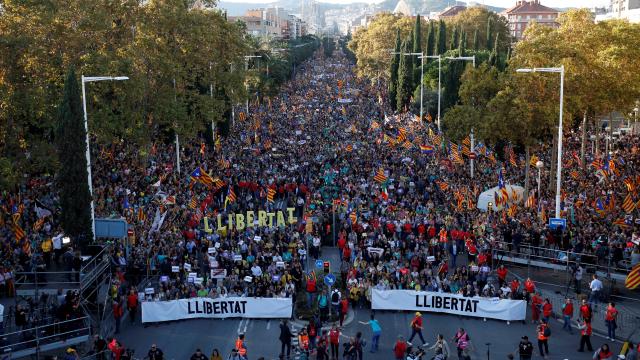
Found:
[221,0,609,7]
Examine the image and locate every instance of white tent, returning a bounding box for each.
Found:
[477,184,525,212]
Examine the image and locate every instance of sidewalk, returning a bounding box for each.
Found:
[508,264,640,343]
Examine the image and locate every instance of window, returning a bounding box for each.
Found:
[527,15,530,19]
[518,15,522,20]
[538,14,542,19]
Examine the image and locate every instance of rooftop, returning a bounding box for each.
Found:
[505,0,558,14]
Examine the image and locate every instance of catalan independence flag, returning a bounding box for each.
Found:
[190,167,214,187]
[10,222,25,241]
[622,194,636,213]
[189,196,198,209]
[435,180,449,192]
[267,188,276,203]
[225,186,237,205]
[419,145,434,154]
[374,168,387,183]
[625,264,640,290]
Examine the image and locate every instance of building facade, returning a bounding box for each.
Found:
[596,0,640,22]
[231,7,307,40]
[502,0,559,41]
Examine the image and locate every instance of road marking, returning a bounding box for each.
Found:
[266,320,271,330]
[237,319,245,334]
[243,319,251,334]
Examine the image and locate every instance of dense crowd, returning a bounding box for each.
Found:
[0,44,639,347]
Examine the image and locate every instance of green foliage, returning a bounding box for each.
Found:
[450,26,459,51]
[426,21,435,57]
[436,20,447,55]
[323,36,335,57]
[389,30,401,112]
[412,15,422,89]
[396,39,413,111]
[0,0,250,173]
[55,68,93,242]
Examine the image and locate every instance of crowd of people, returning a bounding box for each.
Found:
[1,38,639,359]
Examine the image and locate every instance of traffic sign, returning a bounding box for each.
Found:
[469,152,477,159]
[324,273,336,287]
[549,218,567,230]
[315,259,324,269]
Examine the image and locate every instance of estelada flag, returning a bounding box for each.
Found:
[625,264,640,289]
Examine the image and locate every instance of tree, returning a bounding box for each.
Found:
[486,17,493,50]
[473,29,479,51]
[426,21,435,57]
[56,68,93,242]
[436,20,447,55]
[458,29,466,57]
[412,15,422,90]
[348,13,414,81]
[447,7,510,52]
[389,29,401,111]
[450,26,459,50]
[397,39,413,111]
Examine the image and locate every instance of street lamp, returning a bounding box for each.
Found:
[536,160,544,199]
[517,66,565,219]
[81,75,129,242]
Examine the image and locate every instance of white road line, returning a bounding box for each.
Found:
[237,319,245,334]
[243,319,251,333]
[266,320,271,330]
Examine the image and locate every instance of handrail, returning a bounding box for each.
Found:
[0,316,89,338]
[81,244,112,274]
[492,241,631,275]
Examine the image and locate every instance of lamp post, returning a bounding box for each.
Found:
[536,160,544,198]
[517,66,565,219]
[422,55,442,131]
[81,75,129,242]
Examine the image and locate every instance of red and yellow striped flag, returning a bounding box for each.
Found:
[267,188,276,203]
[374,168,387,183]
[622,194,636,213]
[625,264,640,290]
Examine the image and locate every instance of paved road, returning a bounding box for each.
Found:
[117,306,625,360]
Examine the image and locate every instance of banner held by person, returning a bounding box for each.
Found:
[372,289,526,321]
[141,297,292,323]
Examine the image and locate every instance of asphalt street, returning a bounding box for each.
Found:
[117,306,625,360]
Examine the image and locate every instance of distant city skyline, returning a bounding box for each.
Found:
[221,0,609,8]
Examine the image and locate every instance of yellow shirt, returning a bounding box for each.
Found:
[42,239,52,253]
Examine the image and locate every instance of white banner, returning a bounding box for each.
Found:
[141,297,292,323]
[372,290,526,321]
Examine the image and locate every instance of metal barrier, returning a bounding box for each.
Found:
[507,270,640,342]
[0,316,91,358]
[492,241,630,282]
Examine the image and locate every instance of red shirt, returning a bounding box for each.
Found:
[524,280,535,293]
[340,299,349,314]
[337,237,346,250]
[605,306,618,321]
[329,330,340,344]
[127,293,138,308]
[581,322,592,336]
[563,302,574,316]
[497,267,507,280]
[542,303,552,317]
[580,304,592,319]
[394,341,407,359]
[411,316,423,330]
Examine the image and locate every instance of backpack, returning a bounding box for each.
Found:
[519,342,533,355]
[543,325,551,337]
[331,292,340,303]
